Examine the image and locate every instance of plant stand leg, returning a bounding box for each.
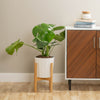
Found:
[68,80,71,90]
[34,63,37,92]
[49,63,53,92]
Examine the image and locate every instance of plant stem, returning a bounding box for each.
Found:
[49,46,55,55]
[49,41,60,55]
[24,43,42,52]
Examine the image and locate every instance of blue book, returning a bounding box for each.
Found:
[74,24,96,28]
[75,21,95,25]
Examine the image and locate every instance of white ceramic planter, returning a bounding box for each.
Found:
[35,57,54,78]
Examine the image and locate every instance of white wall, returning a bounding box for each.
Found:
[0,0,100,73]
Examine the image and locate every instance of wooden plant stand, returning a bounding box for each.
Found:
[34,63,53,92]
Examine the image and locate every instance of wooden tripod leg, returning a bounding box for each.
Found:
[34,63,37,92]
[49,63,53,92]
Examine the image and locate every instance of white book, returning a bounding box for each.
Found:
[75,19,96,23]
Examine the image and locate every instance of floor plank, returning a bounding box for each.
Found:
[0,82,100,100]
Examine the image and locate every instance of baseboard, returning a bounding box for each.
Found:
[0,73,65,82]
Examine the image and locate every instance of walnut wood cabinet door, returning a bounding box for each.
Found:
[67,30,96,78]
[97,31,100,78]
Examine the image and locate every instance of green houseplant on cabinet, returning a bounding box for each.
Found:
[6,23,65,78]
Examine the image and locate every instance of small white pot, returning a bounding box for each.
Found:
[35,56,54,78]
[81,13,91,19]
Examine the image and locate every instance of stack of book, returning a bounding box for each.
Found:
[74,11,96,28]
[74,19,96,28]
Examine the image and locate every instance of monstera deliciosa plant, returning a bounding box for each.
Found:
[6,23,65,57]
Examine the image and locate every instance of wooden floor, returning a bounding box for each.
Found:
[0,82,100,100]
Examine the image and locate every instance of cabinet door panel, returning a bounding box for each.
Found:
[67,30,96,78]
[97,31,100,78]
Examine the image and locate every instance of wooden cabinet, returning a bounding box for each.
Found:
[67,30,96,78]
[97,31,100,78]
[66,29,100,79]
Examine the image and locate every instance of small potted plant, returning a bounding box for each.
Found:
[6,23,65,78]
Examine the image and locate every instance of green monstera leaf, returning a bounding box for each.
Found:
[32,23,55,43]
[49,24,55,27]
[60,30,65,38]
[6,39,24,55]
[32,38,48,49]
[53,26,65,31]
[53,26,65,41]
[54,30,65,41]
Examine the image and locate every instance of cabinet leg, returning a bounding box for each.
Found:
[68,80,71,90]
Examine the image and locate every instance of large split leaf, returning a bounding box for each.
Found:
[60,30,65,38]
[53,26,65,31]
[6,40,24,55]
[32,38,48,49]
[53,26,65,41]
[32,23,55,43]
[54,31,65,41]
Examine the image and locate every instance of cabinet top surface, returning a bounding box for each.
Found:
[65,26,100,30]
